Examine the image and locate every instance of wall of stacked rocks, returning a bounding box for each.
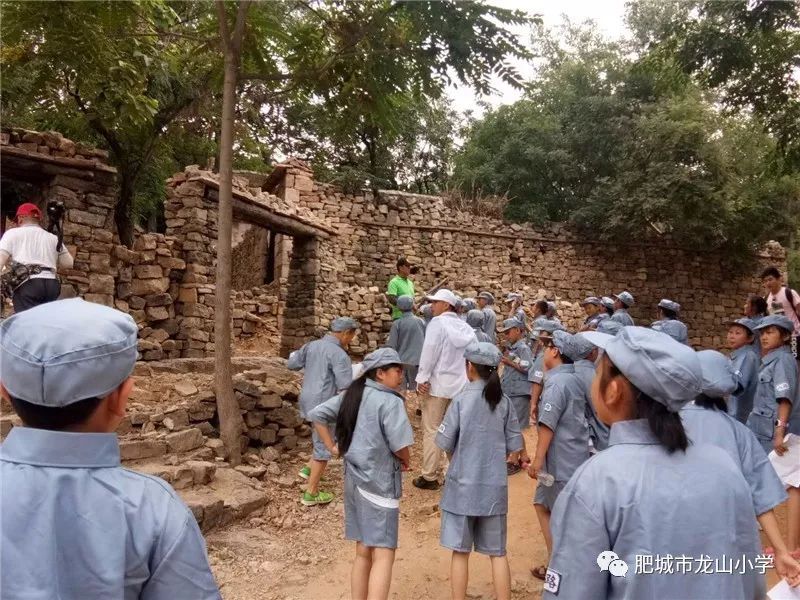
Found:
[276,162,785,351]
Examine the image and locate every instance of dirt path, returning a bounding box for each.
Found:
[208,413,784,600]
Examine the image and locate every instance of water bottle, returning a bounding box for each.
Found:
[538,471,555,487]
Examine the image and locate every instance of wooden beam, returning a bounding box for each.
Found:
[205,189,330,238]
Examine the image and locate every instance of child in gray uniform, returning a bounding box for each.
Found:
[466,309,491,343]
[528,330,589,580]
[386,295,425,396]
[308,348,414,600]
[499,317,535,475]
[436,342,525,600]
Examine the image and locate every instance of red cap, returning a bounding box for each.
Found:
[16,203,42,220]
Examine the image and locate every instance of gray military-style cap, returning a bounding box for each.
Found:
[331,316,359,332]
[551,330,573,356]
[461,298,477,312]
[613,291,635,307]
[753,314,794,333]
[498,317,525,332]
[658,299,681,313]
[570,333,596,360]
[581,296,602,306]
[466,309,485,328]
[600,296,615,311]
[532,317,565,336]
[464,342,502,367]
[0,298,138,407]
[696,350,738,399]
[477,291,495,304]
[396,295,414,312]
[582,327,702,413]
[724,317,756,334]
[359,347,403,373]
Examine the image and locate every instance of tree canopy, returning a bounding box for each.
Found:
[452,8,800,258]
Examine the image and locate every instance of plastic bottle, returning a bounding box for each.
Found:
[538,471,555,487]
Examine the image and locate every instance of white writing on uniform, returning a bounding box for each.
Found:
[437,423,446,434]
[543,403,552,412]
[775,382,790,393]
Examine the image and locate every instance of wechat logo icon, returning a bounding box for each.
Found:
[597,551,629,577]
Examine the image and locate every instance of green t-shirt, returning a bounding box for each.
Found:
[387,275,415,319]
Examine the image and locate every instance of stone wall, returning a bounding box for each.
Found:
[271,161,785,352]
[2,128,788,359]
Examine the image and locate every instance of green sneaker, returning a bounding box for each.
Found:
[301,490,334,506]
[298,466,311,480]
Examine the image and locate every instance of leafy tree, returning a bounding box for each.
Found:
[452,22,800,255]
[1,0,218,246]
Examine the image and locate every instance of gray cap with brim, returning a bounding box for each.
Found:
[582,327,702,413]
[0,298,138,407]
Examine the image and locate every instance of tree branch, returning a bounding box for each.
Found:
[63,71,124,159]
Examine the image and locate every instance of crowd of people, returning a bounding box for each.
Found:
[287,257,800,600]
[1,244,800,599]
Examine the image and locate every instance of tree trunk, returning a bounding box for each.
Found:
[115,168,136,247]
[214,0,250,466]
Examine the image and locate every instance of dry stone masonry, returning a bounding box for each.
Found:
[1,127,788,357]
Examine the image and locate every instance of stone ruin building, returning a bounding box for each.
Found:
[1,126,786,361]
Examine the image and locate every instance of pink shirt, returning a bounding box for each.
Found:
[767,286,800,335]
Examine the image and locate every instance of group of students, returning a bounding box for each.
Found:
[288,274,800,600]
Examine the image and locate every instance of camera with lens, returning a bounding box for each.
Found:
[46,200,66,251]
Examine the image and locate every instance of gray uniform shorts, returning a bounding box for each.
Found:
[403,365,419,391]
[440,510,507,556]
[311,427,332,461]
[344,476,400,549]
[510,394,531,430]
[533,479,566,512]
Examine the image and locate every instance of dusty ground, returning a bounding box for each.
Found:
[206,403,786,600]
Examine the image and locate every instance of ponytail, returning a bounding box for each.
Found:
[472,362,502,411]
[598,355,689,454]
[335,370,373,455]
[694,393,727,412]
[635,392,689,453]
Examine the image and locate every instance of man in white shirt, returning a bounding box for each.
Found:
[0,203,73,313]
[414,288,477,490]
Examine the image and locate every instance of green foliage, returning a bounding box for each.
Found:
[1,0,219,244]
[453,21,800,256]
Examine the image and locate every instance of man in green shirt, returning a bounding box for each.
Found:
[387,257,416,319]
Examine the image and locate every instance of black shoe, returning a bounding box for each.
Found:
[506,463,522,476]
[412,476,440,490]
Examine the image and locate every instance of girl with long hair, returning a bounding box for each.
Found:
[308,348,414,600]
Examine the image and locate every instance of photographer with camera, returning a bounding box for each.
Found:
[0,201,73,313]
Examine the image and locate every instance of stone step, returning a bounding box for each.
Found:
[129,458,217,491]
[180,467,270,532]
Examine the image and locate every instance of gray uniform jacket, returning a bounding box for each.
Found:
[537,364,590,482]
[307,379,414,499]
[747,346,799,453]
[651,319,689,345]
[501,339,534,398]
[544,420,765,600]
[387,312,425,366]
[584,313,608,329]
[482,307,497,343]
[681,402,787,515]
[288,334,352,419]
[0,428,219,599]
[610,308,634,327]
[574,359,609,451]
[730,346,759,424]
[436,380,523,516]
[530,350,546,386]
[473,328,491,343]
